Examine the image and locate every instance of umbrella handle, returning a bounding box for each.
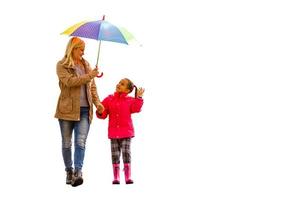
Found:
[96,66,104,78]
[97,72,103,78]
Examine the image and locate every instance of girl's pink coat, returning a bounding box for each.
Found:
[96,92,143,139]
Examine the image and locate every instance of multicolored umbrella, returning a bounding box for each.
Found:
[61,15,136,77]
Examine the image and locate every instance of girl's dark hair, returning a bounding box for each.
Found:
[125,78,137,98]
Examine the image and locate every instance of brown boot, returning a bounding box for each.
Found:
[66,169,73,184]
[71,170,83,187]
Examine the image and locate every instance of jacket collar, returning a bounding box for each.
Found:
[61,58,88,69]
[114,92,128,98]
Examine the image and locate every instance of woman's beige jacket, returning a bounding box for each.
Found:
[54,58,101,123]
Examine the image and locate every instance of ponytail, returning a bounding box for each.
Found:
[133,85,138,98]
[125,78,138,98]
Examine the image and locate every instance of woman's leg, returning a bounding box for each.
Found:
[58,119,74,184]
[58,119,74,171]
[72,107,90,187]
[73,107,90,171]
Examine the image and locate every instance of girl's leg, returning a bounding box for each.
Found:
[111,139,121,184]
[121,138,133,184]
[111,139,121,164]
[121,138,131,164]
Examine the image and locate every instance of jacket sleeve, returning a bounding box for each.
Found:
[96,96,110,119]
[83,61,101,107]
[130,97,144,113]
[56,61,93,87]
[91,79,101,107]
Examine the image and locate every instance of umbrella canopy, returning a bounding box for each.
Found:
[61,16,136,77]
[61,19,135,44]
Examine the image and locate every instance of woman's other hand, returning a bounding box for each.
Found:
[96,103,104,114]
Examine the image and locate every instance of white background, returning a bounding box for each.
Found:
[0,0,299,199]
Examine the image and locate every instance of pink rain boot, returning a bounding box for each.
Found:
[112,164,120,184]
[124,163,133,184]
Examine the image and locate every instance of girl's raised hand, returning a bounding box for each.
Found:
[137,87,145,98]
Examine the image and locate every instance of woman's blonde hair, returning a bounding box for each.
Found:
[62,37,85,67]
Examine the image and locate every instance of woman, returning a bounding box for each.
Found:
[55,37,104,187]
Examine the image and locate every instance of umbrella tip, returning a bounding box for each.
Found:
[102,15,106,20]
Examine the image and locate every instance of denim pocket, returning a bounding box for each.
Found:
[59,97,73,113]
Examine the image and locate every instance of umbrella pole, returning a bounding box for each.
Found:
[96,15,105,78]
[96,40,102,66]
[96,40,103,78]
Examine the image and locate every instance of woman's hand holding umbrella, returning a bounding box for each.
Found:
[88,67,101,78]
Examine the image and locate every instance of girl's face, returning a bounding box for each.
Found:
[72,44,85,61]
[116,79,130,93]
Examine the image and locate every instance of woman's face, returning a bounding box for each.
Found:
[116,79,130,93]
[72,44,85,61]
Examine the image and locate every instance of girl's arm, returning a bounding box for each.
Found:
[130,87,144,113]
[130,97,144,113]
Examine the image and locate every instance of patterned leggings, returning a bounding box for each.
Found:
[111,138,131,164]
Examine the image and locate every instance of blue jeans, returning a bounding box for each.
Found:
[58,107,90,172]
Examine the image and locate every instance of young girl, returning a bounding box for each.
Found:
[96,78,145,184]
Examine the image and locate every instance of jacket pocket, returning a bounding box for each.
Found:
[58,96,73,114]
